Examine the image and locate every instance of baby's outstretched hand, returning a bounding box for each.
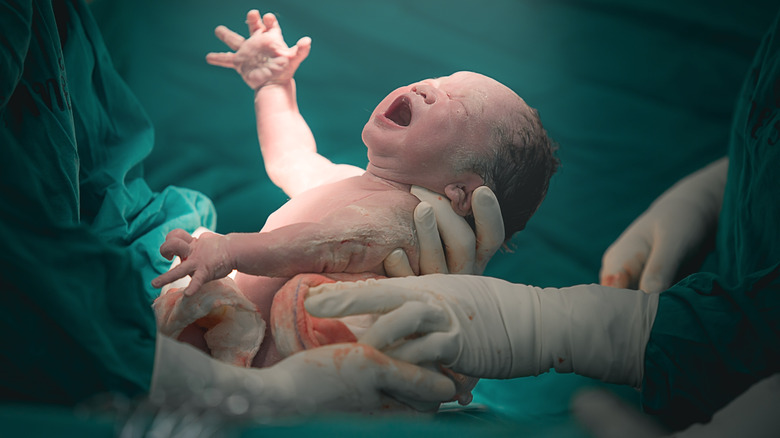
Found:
[151,229,236,296]
[206,10,311,90]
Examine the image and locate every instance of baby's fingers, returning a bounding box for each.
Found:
[166,228,194,243]
[181,272,207,297]
[151,261,194,289]
[214,25,245,51]
[159,238,193,261]
[246,9,264,35]
[291,37,311,64]
[262,13,279,31]
[159,229,194,259]
[281,37,311,78]
[205,52,236,68]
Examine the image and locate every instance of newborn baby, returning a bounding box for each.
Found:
[152,10,558,403]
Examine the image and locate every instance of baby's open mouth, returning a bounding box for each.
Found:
[384,95,412,127]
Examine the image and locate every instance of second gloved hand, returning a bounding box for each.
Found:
[306,274,658,386]
[383,186,505,277]
[152,336,455,416]
[600,158,727,293]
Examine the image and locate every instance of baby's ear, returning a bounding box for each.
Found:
[444,183,476,216]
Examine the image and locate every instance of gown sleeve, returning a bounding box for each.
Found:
[641,7,780,431]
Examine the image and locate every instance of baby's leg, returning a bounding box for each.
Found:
[270,273,478,407]
[153,277,264,367]
[270,273,375,357]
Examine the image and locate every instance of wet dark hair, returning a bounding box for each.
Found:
[462,105,559,241]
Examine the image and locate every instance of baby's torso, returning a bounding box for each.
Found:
[234,174,422,366]
[261,174,417,231]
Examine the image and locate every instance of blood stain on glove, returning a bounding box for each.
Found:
[271,273,479,407]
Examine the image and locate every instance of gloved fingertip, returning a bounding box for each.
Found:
[600,271,629,289]
[385,248,404,264]
[302,295,322,314]
[384,249,409,273]
[414,201,434,221]
[397,369,455,403]
[473,186,498,206]
[432,375,457,401]
[306,284,328,297]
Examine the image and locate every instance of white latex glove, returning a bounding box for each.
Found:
[383,186,505,277]
[600,158,728,293]
[151,336,455,416]
[305,274,658,386]
[572,374,780,438]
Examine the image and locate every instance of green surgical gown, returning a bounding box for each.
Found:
[0,0,215,404]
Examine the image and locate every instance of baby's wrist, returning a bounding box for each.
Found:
[220,233,241,272]
[254,78,294,94]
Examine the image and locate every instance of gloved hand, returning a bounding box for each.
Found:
[305,274,658,386]
[152,335,456,416]
[600,158,728,293]
[383,186,505,277]
[572,374,780,438]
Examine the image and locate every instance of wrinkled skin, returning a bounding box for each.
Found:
[154,173,423,368]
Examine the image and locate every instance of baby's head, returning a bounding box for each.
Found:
[363,71,559,239]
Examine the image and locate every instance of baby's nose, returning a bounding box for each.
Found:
[412,84,437,104]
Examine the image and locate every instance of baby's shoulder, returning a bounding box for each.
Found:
[354,184,420,212]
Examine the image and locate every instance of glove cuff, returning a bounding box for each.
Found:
[538,285,659,387]
[497,285,658,386]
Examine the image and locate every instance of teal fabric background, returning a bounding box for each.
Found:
[2,0,777,436]
[87,0,776,435]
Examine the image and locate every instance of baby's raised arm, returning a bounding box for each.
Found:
[207,11,363,197]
